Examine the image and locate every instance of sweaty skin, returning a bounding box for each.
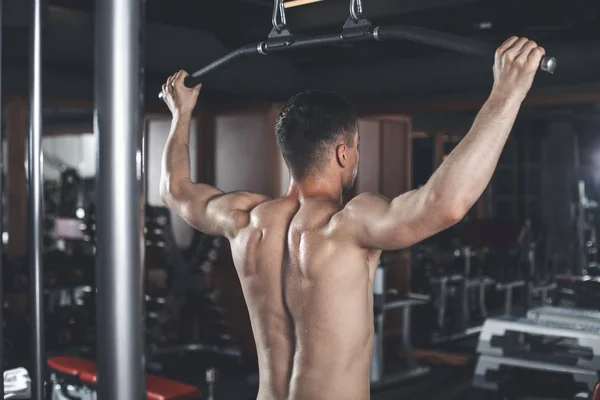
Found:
[160,36,545,400]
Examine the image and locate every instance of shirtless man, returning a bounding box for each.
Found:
[160,36,546,400]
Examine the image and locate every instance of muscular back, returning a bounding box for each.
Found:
[231,195,381,400]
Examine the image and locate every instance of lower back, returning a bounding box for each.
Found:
[287,334,373,400]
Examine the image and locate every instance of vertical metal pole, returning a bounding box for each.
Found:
[138,1,147,368]
[438,278,447,329]
[402,307,416,369]
[461,247,471,328]
[139,0,147,281]
[505,286,513,316]
[0,0,4,395]
[95,0,145,398]
[28,0,45,398]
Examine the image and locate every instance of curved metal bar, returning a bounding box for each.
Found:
[158,23,556,98]
[185,43,262,87]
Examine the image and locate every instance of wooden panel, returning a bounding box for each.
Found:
[380,119,413,294]
[356,119,381,194]
[215,111,274,196]
[380,120,412,199]
[6,97,28,259]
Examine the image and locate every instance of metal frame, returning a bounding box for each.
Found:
[158,0,556,98]
[28,0,45,398]
[95,0,145,399]
[0,0,4,396]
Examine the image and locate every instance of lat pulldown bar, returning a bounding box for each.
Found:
[158,0,556,98]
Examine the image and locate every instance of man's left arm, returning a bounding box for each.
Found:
[159,71,269,239]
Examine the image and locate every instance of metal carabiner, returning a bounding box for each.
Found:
[350,0,364,21]
[272,0,287,33]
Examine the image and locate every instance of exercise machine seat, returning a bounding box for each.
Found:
[48,356,201,400]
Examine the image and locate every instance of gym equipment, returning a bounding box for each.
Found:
[474,354,598,392]
[46,304,94,352]
[142,205,246,389]
[94,0,147,398]
[477,316,600,369]
[425,220,530,343]
[474,308,600,397]
[528,306,600,327]
[144,206,233,350]
[28,0,45,398]
[495,279,526,316]
[573,180,599,275]
[206,368,216,400]
[158,0,556,99]
[47,356,201,400]
[0,0,4,393]
[371,260,430,388]
[552,274,600,310]
[519,220,557,310]
[3,368,31,399]
[430,246,494,342]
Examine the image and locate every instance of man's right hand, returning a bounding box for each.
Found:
[161,70,202,119]
[491,37,546,102]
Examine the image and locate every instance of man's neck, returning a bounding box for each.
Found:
[287,175,343,204]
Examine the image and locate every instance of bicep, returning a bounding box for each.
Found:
[345,189,457,250]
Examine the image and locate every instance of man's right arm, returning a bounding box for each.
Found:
[342,37,546,250]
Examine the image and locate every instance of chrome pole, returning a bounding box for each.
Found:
[0,0,4,396]
[94,0,145,398]
[28,0,45,398]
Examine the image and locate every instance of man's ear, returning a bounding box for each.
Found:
[336,143,348,168]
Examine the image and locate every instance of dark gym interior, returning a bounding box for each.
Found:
[2,0,600,399]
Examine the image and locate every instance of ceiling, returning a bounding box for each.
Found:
[3,0,600,110]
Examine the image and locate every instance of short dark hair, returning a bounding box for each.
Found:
[275,90,357,179]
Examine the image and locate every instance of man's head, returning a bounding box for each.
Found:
[275,91,359,188]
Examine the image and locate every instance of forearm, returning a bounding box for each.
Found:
[427,93,523,212]
[160,113,193,196]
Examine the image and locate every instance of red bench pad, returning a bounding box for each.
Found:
[48,356,201,400]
